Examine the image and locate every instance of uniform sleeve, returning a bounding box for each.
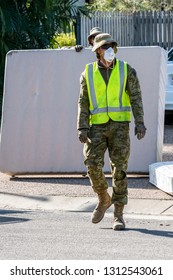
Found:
[126,64,145,125]
[77,69,90,130]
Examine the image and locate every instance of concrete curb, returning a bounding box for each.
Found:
[0,193,173,217]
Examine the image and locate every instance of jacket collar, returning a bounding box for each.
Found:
[97,58,116,69]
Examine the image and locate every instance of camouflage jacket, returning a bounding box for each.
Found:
[77,58,145,130]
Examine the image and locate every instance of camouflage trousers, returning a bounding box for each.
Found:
[83,120,130,205]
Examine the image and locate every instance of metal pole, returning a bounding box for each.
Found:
[75,12,81,45]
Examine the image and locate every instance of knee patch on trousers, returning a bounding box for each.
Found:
[114,170,126,181]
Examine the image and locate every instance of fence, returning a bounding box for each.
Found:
[78,11,173,50]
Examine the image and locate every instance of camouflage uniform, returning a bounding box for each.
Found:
[77,59,144,206]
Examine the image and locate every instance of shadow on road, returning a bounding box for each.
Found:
[0,209,31,225]
[100,226,173,238]
[0,191,49,201]
[124,227,173,238]
[0,216,30,224]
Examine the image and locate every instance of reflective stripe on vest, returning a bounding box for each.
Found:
[86,60,131,124]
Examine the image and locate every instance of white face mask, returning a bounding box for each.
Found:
[103,47,115,62]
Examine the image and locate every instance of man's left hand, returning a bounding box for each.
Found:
[135,124,146,140]
[75,45,83,52]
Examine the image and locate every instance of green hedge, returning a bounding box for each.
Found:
[50,32,76,48]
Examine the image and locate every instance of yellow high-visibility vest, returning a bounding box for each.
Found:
[85,60,131,124]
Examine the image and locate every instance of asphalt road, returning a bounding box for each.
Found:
[0,209,173,260]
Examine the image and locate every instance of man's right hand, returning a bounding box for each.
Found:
[78,129,88,143]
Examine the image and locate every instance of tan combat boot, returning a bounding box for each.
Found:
[91,190,112,224]
[112,204,125,230]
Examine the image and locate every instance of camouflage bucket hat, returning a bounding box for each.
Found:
[87,27,102,42]
[92,33,117,52]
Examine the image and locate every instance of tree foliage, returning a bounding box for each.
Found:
[0,0,88,117]
[90,0,173,12]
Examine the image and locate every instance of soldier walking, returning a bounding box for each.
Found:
[77,33,146,230]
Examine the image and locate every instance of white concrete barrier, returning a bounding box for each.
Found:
[0,47,167,175]
[149,161,173,194]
